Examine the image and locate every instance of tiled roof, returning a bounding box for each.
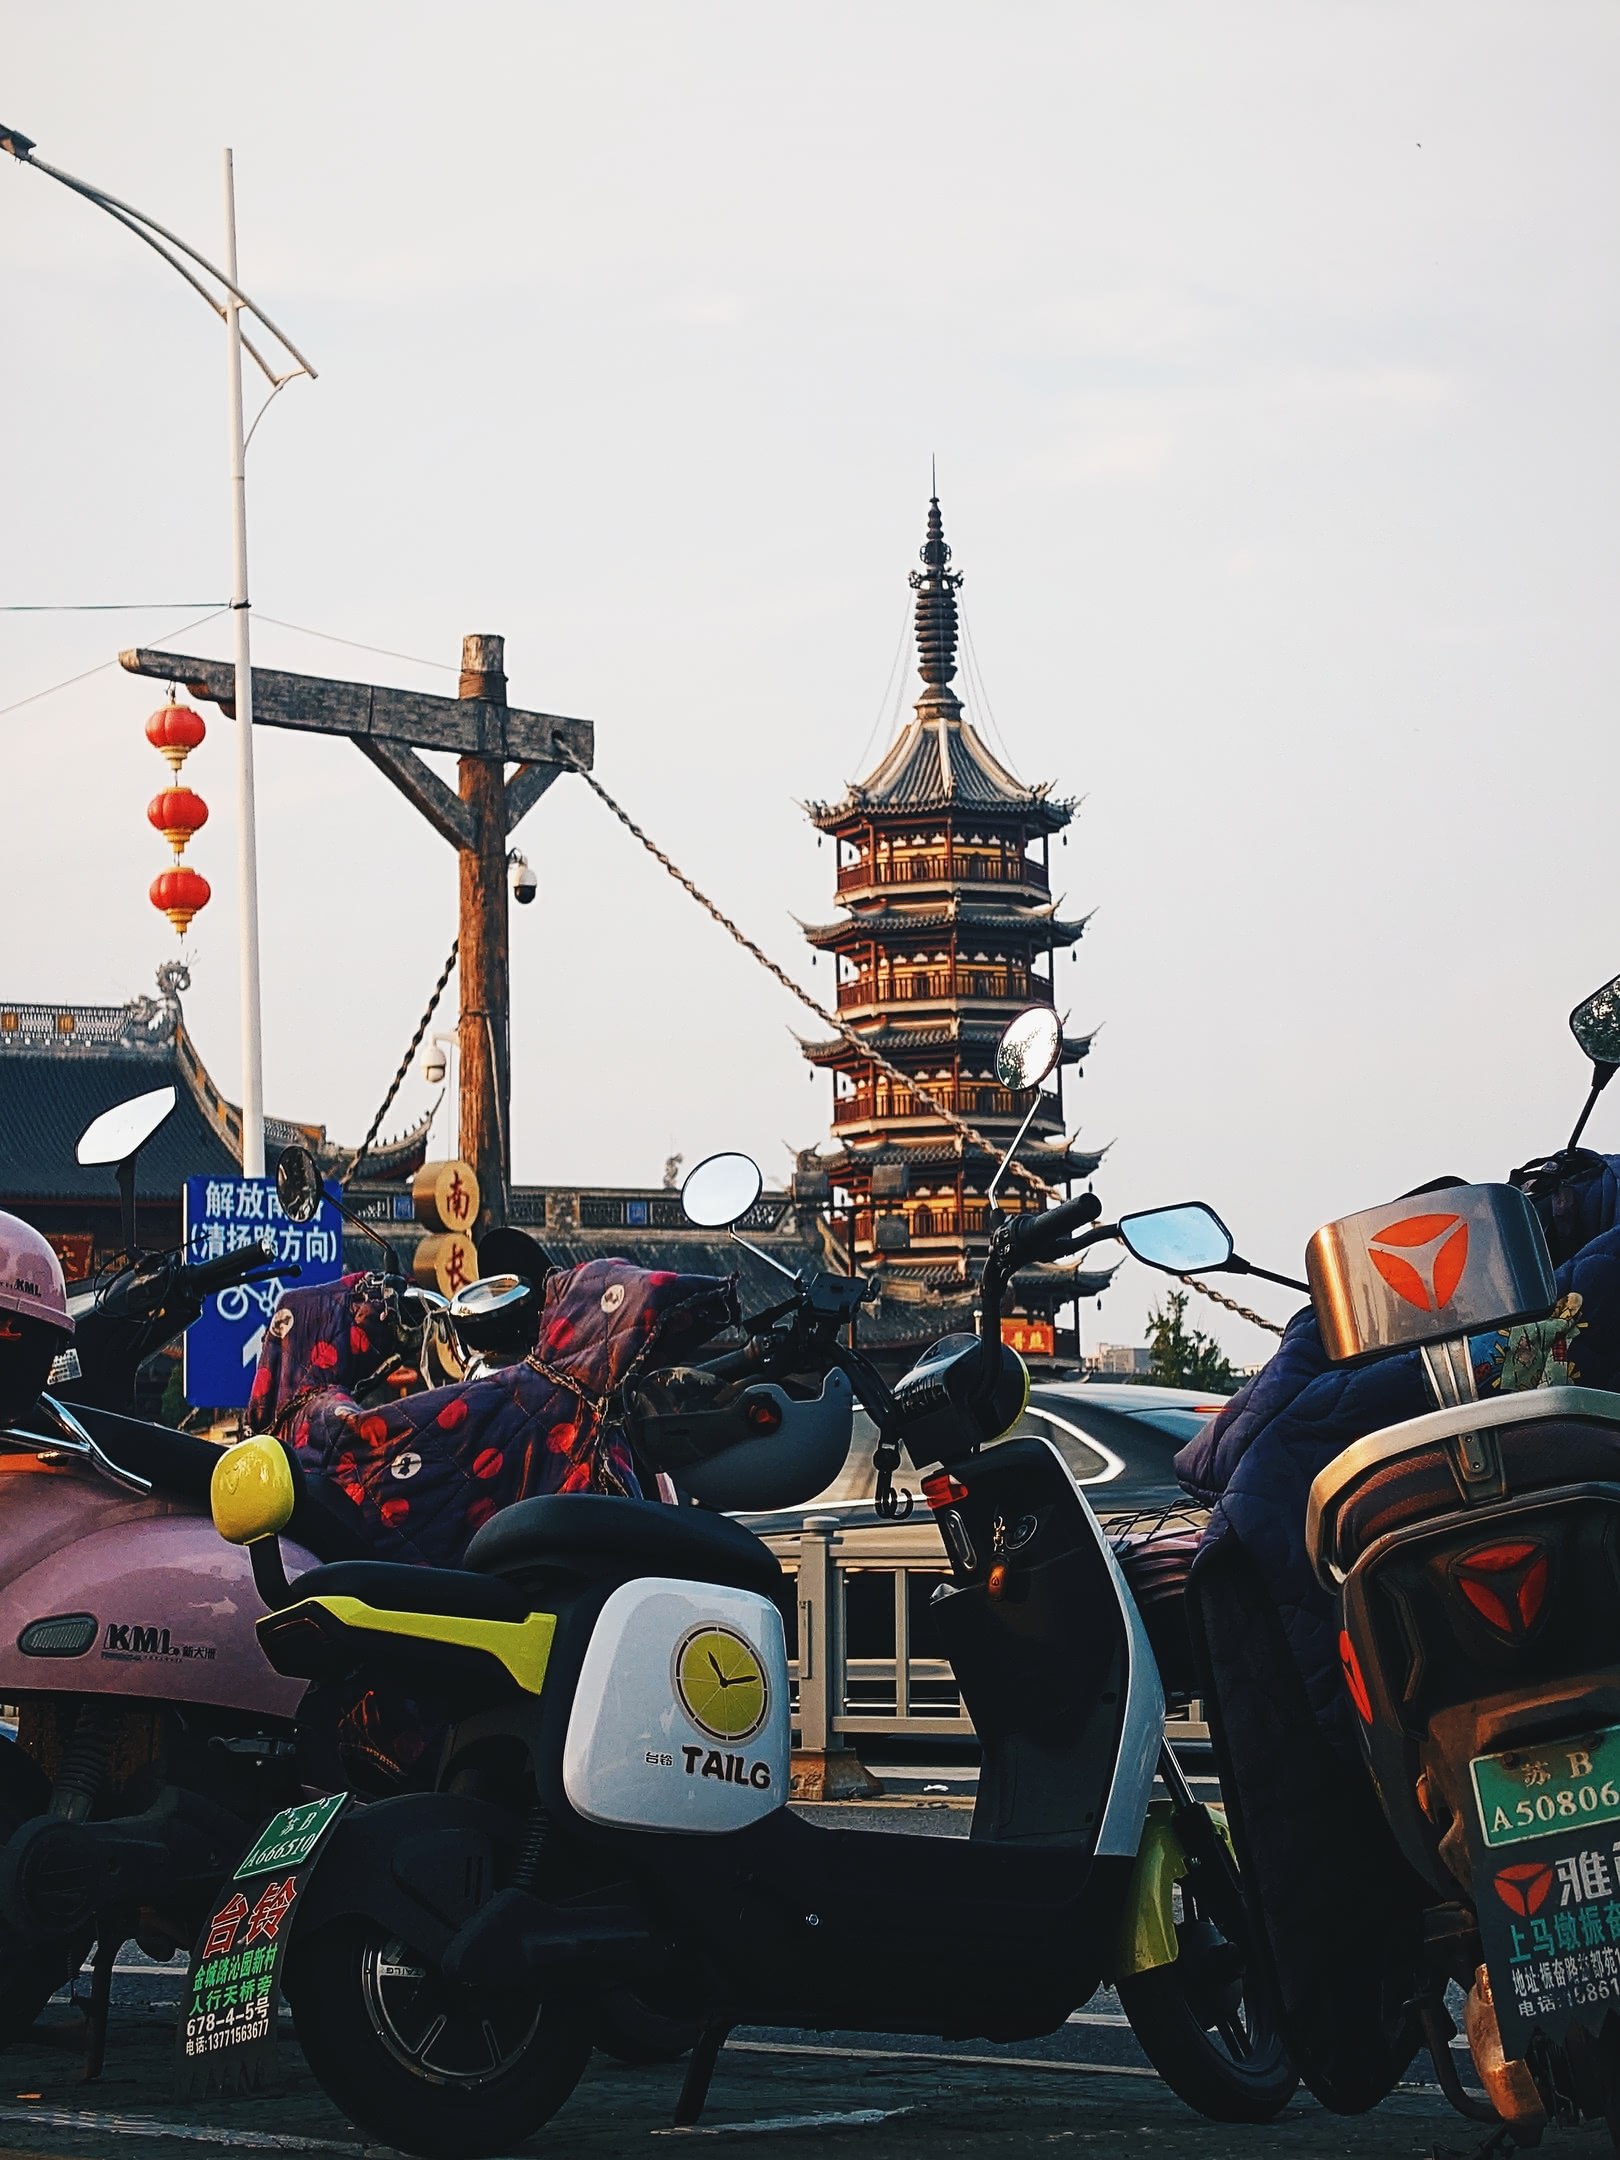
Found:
[799,901,1091,950]
[798,1019,1093,1065]
[807,711,1076,833]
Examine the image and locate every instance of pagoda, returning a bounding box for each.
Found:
[800,495,1112,1334]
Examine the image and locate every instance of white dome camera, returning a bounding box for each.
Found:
[509,850,538,906]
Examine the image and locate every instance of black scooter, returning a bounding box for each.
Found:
[212,1007,1295,2155]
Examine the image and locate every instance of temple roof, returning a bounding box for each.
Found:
[0,965,430,1202]
[799,900,1092,951]
[806,496,1075,836]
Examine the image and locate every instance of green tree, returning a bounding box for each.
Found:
[1142,1289,1239,1393]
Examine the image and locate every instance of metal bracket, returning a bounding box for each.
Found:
[1420,1340,1505,1503]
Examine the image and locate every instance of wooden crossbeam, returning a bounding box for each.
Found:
[118,647,594,770]
[120,631,586,1232]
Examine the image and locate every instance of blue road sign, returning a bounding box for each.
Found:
[182,1175,345,1409]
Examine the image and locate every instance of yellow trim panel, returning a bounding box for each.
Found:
[295,1597,556,1695]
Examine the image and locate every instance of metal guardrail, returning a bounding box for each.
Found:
[768,1515,1208,1753]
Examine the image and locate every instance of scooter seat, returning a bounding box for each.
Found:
[464,1492,781,1597]
[281,1559,532,1623]
[1327,1413,1620,1579]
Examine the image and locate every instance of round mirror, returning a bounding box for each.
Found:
[680,1152,764,1230]
[449,1273,529,1320]
[1571,974,1620,1067]
[995,1007,1062,1092]
[274,1144,326,1225]
[1118,1203,1235,1276]
[75,1085,177,1167]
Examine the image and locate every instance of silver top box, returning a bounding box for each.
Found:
[1306,1183,1555,1364]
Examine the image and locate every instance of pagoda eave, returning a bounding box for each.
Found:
[806,792,1076,838]
[797,1023,1094,1067]
[799,904,1092,950]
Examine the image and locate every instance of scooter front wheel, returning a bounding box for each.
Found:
[1118,1918,1297,2122]
[288,1920,593,2159]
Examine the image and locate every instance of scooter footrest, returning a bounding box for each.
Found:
[439,1886,654,1989]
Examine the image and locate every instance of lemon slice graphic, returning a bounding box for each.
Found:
[675,1625,767,1742]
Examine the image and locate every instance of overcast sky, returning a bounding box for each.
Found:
[4,3,1617,1359]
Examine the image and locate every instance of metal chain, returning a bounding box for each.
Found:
[343,939,460,1187]
[569,764,1054,1195]
[1184,1275,1286,1339]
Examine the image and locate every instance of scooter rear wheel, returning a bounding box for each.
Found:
[288,1919,593,2159]
[1118,1914,1297,2122]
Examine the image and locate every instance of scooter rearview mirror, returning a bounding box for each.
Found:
[1119,1200,1312,1296]
[75,1086,177,1167]
[1118,1203,1235,1275]
[275,1145,400,1273]
[1566,973,1620,1152]
[680,1152,764,1230]
[274,1145,325,1225]
[995,1006,1062,1092]
[76,1085,178,1256]
[987,1008,1064,1206]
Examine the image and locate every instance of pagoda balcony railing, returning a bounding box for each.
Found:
[835,969,1041,1010]
[852,1205,992,1242]
[833,1082,1060,1125]
[836,853,1050,896]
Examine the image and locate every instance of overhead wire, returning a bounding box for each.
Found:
[0,608,229,720]
[846,599,913,781]
[253,616,458,674]
[0,603,226,613]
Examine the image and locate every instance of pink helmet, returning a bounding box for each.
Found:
[0,1215,72,1335]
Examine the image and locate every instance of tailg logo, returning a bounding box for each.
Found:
[673,1624,769,1743]
[1367,1212,1470,1313]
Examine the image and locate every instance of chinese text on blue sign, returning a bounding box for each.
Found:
[182,1176,345,1409]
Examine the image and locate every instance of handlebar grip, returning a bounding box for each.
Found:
[1007,1190,1104,1265]
[1043,1192,1103,1239]
[185,1240,279,1295]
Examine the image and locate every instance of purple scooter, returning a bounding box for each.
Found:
[0,1091,374,2073]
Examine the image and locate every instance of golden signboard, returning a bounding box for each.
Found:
[412,1159,480,1234]
[413,1232,477,1298]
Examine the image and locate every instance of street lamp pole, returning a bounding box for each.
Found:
[220,149,265,1174]
[0,124,314,1178]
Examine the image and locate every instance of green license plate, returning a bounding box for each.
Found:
[1471,1726,1620,1850]
[234,1791,347,1879]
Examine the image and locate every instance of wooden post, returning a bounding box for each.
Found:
[457,633,511,1234]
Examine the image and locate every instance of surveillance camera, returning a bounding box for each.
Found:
[423,1053,447,1085]
[511,855,538,905]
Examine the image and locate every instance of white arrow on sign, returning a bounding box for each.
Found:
[242,1325,266,1369]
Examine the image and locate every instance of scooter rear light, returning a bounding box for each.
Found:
[922,1473,968,1510]
[1339,1629,1373,1722]
[1451,1540,1550,1637]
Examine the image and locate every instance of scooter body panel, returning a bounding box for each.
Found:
[562,1576,788,1832]
[0,1458,311,1717]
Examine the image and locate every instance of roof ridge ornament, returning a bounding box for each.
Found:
[908,493,963,694]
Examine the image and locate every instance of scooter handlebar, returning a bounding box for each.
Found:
[182,1239,279,1296]
[1002,1190,1104,1268]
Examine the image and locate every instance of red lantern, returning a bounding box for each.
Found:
[145,703,207,775]
[147,786,209,859]
[150,866,211,938]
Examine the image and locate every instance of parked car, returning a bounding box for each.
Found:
[736,1380,1228,1536]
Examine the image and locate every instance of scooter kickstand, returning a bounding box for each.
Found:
[673,2019,733,2127]
[81,1929,117,2083]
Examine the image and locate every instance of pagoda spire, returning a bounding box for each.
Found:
[909,493,963,698]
